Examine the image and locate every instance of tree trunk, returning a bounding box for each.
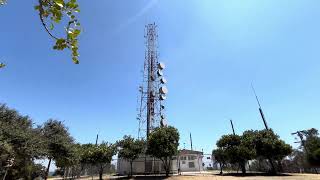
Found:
[2,169,8,180]
[277,160,283,172]
[63,167,66,179]
[240,162,246,174]
[165,157,169,177]
[219,163,223,175]
[130,161,133,177]
[99,165,103,180]
[268,157,276,174]
[167,158,172,176]
[45,158,52,180]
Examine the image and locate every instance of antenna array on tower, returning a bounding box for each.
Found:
[137,23,168,140]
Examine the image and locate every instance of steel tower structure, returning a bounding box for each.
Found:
[137,23,168,140]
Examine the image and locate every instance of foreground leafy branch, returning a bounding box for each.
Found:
[35,0,81,64]
[1,0,82,66]
[0,0,6,5]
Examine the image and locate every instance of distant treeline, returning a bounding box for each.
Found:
[0,103,180,179]
[0,104,117,180]
[212,128,320,174]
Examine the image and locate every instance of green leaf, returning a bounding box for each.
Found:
[50,23,54,30]
[0,63,5,68]
[54,0,64,7]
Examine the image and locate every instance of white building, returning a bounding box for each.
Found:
[117,149,203,175]
[177,149,204,172]
[117,155,178,175]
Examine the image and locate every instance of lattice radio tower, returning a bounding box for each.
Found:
[137,23,168,140]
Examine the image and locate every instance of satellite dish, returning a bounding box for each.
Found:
[159,86,168,94]
[160,77,167,84]
[158,62,165,70]
[160,95,166,100]
[157,69,163,76]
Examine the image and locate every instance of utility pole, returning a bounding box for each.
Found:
[251,84,269,130]
[230,119,236,135]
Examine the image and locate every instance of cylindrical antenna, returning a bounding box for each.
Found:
[230,119,236,135]
[251,83,269,130]
[95,133,99,146]
[251,83,262,109]
[190,132,193,150]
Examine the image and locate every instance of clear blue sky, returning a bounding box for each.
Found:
[1,0,320,154]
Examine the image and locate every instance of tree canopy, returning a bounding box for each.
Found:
[213,129,292,175]
[41,119,74,179]
[81,142,116,180]
[214,134,256,174]
[147,126,179,176]
[295,128,320,167]
[0,104,46,179]
[117,135,145,176]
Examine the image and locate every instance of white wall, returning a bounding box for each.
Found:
[178,154,203,172]
[117,156,178,175]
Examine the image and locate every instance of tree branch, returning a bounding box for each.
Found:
[38,0,59,40]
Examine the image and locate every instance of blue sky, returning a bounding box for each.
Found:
[1,0,320,154]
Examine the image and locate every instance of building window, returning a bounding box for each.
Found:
[188,162,195,168]
[172,157,177,160]
[207,157,211,159]
[182,160,186,164]
[188,155,196,160]
[180,156,186,160]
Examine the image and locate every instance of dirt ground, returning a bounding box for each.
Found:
[164,173,320,180]
[50,171,320,180]
[91,172,320,180]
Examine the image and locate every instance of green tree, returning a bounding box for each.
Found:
[213,134,255,174]
[41,119,74,180]
[296,128,320,168]
[243,129,292,174]
[117,135,145,177]
[55,143,82,179]
[82,142,116,180]
[146,126,180,176]
[0,104,46,179]
[213,129,292,175]
[1,0,82,66]
[212,148,227,174]
[0,137,13,168]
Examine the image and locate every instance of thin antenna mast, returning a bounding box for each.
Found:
[251,84,269,130]
[95,133,99,146]
[230,119,235,135]
[190,132,193,150]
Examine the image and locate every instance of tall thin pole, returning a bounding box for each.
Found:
[230,119,235,135]
[190,132,193,150]
[95,133,99,146]
[251,84,269,130]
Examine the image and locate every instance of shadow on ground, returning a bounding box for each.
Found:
[217,173,292,177]
[113,175,171,180]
